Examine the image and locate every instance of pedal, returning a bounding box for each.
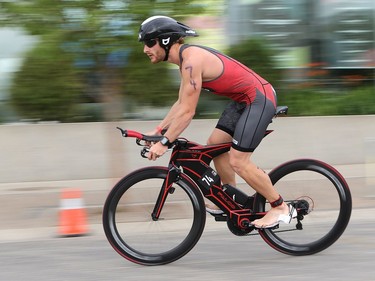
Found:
[214,214,227,222]
[270,224,279,230]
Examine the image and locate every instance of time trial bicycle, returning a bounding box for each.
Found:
[102,106,352,266]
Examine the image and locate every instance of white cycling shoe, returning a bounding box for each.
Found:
[253,204,297,229]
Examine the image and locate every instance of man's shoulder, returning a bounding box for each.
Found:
[180,46,205,64]
[181,45,215,62]
[181,44,204,55]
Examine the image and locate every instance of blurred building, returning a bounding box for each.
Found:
[0,28,38,122]
[226,0,374,84]
[0,28,37,101]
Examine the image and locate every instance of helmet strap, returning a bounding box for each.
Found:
[162,46,170,61]
[163,47,170,61]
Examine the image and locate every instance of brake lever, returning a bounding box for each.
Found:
[141,147,149,158]
[140,146,173,159]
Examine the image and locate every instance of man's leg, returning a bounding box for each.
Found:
[208,100,246,186]
[229,148,289,228]
[207,128,235,186]
[204,128,235,213]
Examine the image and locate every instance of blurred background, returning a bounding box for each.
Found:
[0,3,374,279]
[0,0,374,123]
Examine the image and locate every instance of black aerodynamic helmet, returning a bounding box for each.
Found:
[139,16,198,61]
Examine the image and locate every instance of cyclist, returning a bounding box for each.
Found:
[138,15,296,228]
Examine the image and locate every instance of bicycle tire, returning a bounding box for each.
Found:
[102,166,206,265]
[253,159,352,255]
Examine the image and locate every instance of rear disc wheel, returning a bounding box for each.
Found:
[254,159,352,255]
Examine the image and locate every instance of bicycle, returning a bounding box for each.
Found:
[102,106,352,266]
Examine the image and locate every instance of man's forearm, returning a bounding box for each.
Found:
[158,100,180,130]
[163,104,195,142]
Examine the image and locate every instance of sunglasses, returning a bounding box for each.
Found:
[144,39,157,48]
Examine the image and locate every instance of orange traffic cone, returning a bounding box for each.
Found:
[58,188,89,237]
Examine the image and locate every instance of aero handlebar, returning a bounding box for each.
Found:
[117,127,176,158]
[116,127,163,143]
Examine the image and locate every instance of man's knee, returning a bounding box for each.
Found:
[229,154,244,173]
[229,150,253,174]
[206,135,216,145]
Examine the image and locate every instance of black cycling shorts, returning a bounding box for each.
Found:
[216,87,276,152]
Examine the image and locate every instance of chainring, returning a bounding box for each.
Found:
[226,218,255,236]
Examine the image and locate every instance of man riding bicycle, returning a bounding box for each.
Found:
[138,15,296,228]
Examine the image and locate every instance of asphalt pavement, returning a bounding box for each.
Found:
[0,164,374,280]
[0,207,374,281]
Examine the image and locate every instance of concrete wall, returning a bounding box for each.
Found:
[1,115,375,184]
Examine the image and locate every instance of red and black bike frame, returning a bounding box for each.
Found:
[150,135,271,228]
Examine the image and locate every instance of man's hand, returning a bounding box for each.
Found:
[143,128,162,147]
[148,141,168,161]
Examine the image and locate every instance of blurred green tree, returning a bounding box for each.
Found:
[227,38,283,90]
[11,33,83,122]
[0,0,204,121]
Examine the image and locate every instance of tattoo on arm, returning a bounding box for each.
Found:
[185,66,197,90]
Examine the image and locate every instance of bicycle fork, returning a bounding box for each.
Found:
[151,165,181,221]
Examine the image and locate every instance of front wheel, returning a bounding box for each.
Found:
[102,167,206,265]
[254,159,352,255]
